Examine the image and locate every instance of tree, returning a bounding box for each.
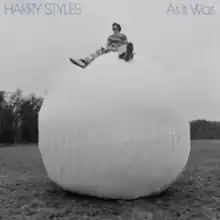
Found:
[19,93,43,143]
[7,89,24,144]
[0,89,44,144]
[0,91,14,143]
[190,119,220,140]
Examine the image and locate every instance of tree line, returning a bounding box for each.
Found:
[0,89,219,144]
[0,89,42,144]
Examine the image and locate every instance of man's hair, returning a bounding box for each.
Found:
[112,22,121,32]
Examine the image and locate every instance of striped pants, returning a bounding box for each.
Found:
[84,44,127,63]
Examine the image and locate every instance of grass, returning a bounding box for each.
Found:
[0,141,220,219]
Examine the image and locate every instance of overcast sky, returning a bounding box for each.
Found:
[0,0,220,121]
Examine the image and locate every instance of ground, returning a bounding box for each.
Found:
[0,141,220,220]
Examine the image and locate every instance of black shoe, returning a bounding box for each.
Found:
[124,42,134,61]
[69,58,88,68]
[119,52,126,59]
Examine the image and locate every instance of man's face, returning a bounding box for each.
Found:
[112,25,119,34]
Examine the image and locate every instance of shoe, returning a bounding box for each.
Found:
[69,58,89,68]
[124,42,134,61]
[119,52,126,59]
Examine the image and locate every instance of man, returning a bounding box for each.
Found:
[70,22,134,68]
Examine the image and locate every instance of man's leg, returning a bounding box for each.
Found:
[82,47,109,64]
[118,43,134,61]
[118,44,127,59]
[70,47,109,68]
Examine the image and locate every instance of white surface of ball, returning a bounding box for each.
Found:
[39,53,190,199]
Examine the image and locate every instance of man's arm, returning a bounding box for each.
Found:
[106,35,117,51]
[106,36,113,50]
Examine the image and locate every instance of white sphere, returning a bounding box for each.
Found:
[39,53,190,199]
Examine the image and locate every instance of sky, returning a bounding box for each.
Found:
[0,0,220,121]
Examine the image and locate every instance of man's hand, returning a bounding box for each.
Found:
[107,45,117,52]
[110,47,117,52]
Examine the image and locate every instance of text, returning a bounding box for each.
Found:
[166,4,216,16]
[4,2,82,16]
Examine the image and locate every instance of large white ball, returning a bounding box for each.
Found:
[39,53,190,199]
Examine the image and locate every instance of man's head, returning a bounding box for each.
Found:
[112,23,121,33]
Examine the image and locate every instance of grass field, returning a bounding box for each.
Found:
[0,141,220,219]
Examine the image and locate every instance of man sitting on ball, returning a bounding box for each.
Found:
[69,22,134,68]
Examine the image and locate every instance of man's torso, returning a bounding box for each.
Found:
[108,33,127,48]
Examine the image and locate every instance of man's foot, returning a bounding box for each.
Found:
[118,43,134,61]
[69,58,89,68]
[124,42,134,61]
